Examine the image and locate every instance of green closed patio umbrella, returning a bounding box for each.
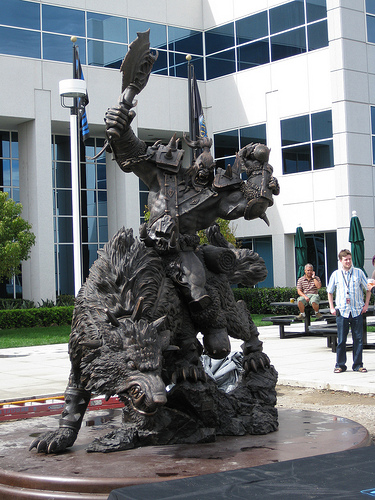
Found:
[295,225,308,279]
[349,211,366,275]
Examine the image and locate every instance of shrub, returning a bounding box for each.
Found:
[0,306,73,329]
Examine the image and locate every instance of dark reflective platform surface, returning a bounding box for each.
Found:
[0,408,371,499]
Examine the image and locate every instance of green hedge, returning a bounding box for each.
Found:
[233,287,328,315]
[0,306,74,329]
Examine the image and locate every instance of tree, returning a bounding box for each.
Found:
[0,192,36,282]
[198,218,237,246]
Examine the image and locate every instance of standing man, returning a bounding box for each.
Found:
[296,264,322,320]
[327,249,371,373]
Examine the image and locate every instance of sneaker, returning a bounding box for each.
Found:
[315,312,323,320]
[296,313,305,321]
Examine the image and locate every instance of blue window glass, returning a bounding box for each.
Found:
[82,163,96,190]
[240,125,267,148]
[151,49,168,76]
[56,245,73,294]
[168,27,203,55]
[42,5,85,37]
[88,40,126,68]
[0,132,10,157]
[97,163,106,190]
[58,217,73,243]
[12,188,19,203]
[367,14,375,43]
[214,130,239,158]
[283,144,311,174]
[12,159,19,186]
[237,40,269,71]
[308,20,328,50]
[270,1,305,34]
[0,26,41,58]
[281,115,310,146]
[306,0,327,23]
[215,156,236,170]
[205,23,234,55]
[271,27,306,62]
[371,106,375,134]
[98,218,108,242]
[43,34,86,64]
[129,20,167,50]
[56,190,72,216]
[1,0,40,30]
[54,136,70,161]
[236,12,268,45]
[0,159,11,186]
[311,110,332,141]
[87,12,127,43]
[313,140,333,169]
[366,0,375,15]
[81,191,96,217]
[83,244,99,269]
[372,136,375,164]
[169,53,203,79]
[206,49,235,79]
[55,163,71,189]
[82,217,98,243]
[98,192,107,216]
[11,133,18,157]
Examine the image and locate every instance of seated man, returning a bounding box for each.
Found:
[296,264,322,320]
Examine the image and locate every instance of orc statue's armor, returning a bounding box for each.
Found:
[30,31,280,454]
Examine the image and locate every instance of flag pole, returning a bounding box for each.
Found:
[70,36,82,296]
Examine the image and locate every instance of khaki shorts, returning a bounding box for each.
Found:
[297,294,320,306]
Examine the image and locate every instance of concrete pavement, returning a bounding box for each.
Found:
[1,322,375,402]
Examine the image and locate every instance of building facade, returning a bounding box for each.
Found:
[0,0,374,301]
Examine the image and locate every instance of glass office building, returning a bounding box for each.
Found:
[0,0,373,300]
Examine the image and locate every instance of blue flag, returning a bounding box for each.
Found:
[73,46,90,142]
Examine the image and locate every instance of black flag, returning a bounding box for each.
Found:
[73,46,90,142]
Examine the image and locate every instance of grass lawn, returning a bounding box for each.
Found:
[0,325,71,349]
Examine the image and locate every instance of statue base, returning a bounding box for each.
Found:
[0,408,371,499]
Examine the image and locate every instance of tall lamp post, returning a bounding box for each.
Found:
[58,77,86,296]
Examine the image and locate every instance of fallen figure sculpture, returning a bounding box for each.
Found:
[30,30,279,454]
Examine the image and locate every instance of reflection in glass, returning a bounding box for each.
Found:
[0,27,41,58]
[88,39,126,68]
[168,26,203,55]
[236,12,268,44]
[306,0,327,23]
[87,12,127,43]
[307,20,328,51]
[12,159,19,186]
[56,190,72,216]
[311,110,332,141]
[281,115,310,146]
[82,217,98,243]
[81,163,96,190]
[55,162,71,189]
[58,217,73,243]
[53,136,70,161]
[129,20,166,49]
[313,140,333,169]
[371,106,375,135]
[271,28,306,62]
[0,132,10,157]
[43,34,86,63]
[240,125,267,148]
[1,159,11,186]
[237,40,269,71]
[206,49,235,80]
[367,14,375,43]
[151,49,168,75]
[97,163,107,190]
[97,191,107,216]
[367,0,375,15]
[270,0,305,35]
[56,244,74,295]
[81,191,96,217]
[1,0,40,30]
[214,130,238,159]
[98,218,108,242]
[169,53,203,80]
[283,144,311,174]
[205,23,235,55]
[42,5,85,37]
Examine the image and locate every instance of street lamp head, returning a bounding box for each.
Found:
[59,79,87,108]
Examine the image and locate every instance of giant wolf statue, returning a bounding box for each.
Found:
[30,30,280,454]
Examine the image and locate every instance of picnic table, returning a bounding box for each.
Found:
[264,300,329,338]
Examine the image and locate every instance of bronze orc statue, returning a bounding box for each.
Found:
[30,31,280,454]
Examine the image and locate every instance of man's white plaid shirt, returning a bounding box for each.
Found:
[327,266,368,318]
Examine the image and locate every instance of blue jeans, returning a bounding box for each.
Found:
[335,313,364,371]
